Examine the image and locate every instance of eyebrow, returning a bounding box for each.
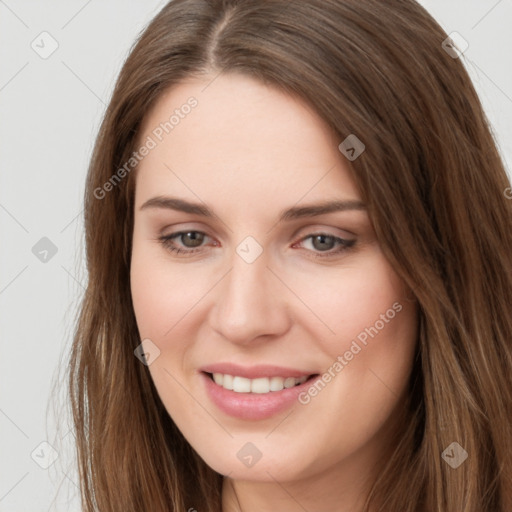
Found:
[139,196,366,222]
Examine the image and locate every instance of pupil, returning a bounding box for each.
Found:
[313,234,334,251]
[183,232,203,247]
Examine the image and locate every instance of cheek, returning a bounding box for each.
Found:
[130,242,206,340]
[289,255,418,424]
[286,254,414,354]
[283,269,417,476]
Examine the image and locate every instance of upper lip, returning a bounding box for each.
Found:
[200,363,317,379]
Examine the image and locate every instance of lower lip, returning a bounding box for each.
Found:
[201,372,318,421]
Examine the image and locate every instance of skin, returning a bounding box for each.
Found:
[130,72,418,512]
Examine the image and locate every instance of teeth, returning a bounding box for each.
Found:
[269,376,285,391]
[233,376,251,393]
[284,377,296,388]
[223,374,233,390]
[211,373,308,393]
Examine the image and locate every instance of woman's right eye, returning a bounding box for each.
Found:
[158,231,211,255]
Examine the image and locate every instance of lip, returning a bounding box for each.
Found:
[199,365,319,421]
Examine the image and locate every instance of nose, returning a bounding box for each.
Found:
[208,248,292,346]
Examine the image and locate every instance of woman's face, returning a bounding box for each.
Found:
[130,73,418,487]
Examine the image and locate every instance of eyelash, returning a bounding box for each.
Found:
[157,231,356,259]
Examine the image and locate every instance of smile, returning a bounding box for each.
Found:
[200,368,320,420]
[208,372,309,393]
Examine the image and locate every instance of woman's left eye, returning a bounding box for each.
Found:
[158,231,356,258]
[295,233,356,258]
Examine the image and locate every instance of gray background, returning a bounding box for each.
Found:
[1,1,511,510]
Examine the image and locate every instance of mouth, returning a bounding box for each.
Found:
[199,363,321,420]
[203,371,319,394]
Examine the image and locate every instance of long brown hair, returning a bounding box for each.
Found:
[68,0,512,510]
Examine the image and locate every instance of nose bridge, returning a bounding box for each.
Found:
[209,243,289,344]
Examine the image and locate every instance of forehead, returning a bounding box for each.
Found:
[134,73,361,211]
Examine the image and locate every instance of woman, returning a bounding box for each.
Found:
[69,0,512,510]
